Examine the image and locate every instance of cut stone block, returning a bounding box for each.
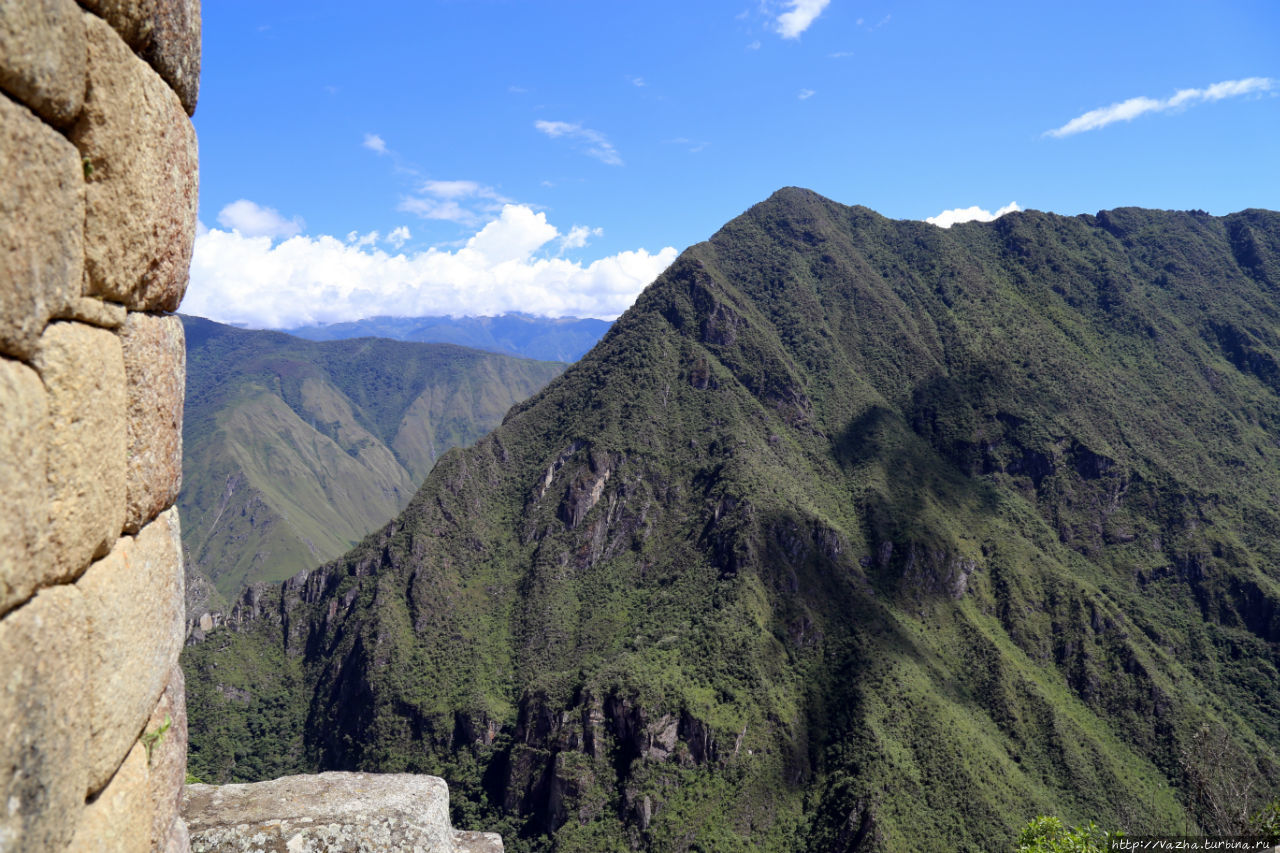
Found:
[0,358,49,616]
[146,663,188,849]
[77,0,200,114]
[59,295,127,329]
[34,321,126,581]
[0,0,86,126]
[72,12,198,313]
[0,584,90,851]
[121,311,184,532]
[0,91,83,360]
[68,740,151,853]
[77,508,185,793]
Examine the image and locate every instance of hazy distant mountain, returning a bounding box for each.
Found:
[184,191,1280,850]
[179,315,565,611]
[284,313,611,363]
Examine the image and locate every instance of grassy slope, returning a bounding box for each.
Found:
[179,316,566,605]
[184,192,1280,852]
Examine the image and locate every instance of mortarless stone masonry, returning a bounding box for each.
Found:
[0,3,502,849]
[0,0,199,848]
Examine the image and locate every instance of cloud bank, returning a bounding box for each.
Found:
[1047,77,1275,137]
[186,204,677,328]
[926,201,1021,229]
[535,120,623,166]
[776,0,830,38]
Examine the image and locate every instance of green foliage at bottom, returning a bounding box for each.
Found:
[1017,816,1120,853]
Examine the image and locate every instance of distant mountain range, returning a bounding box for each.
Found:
[283,313,612,363]
[179,316,565,613]
[183,191,1280,851]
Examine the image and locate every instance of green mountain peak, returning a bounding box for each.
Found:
[184,192,1280,852]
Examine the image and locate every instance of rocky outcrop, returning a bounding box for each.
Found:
[182,773,503,853]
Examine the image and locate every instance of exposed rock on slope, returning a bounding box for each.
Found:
[183,772,502,852]
[184,190,1280,852]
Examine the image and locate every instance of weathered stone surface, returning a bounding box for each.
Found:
[72,12,198,313]
[59,294,126,328]
[183,772,504,853]
[121,311,185,532]
[147,663,189,849]
[0,359,49,616]
[68,740,152,853]
[455,830,506,853]
[0,0,85,126]
[0,92,83,359]
[164,816,192,853]
[78,0,200,114]
[34,321,126,580]
[0,584,89,851]
[77,508,185,793]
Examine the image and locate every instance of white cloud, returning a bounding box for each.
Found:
[346,230,380,248]
[399,180,513,226]
[347,228,411,250]
[776,0,830,39]
[798,88,815,100]
[560,225,603,252]
[535,120,624,166]
[926,201,1021,229]
[216,200,304,239]
[746,40,762,50]
[628,75,646,87]
[362,133,388,154]
[417,180,482,198]
[665,137,710,153]
[387,226,411,249]
[185,204,678,327]
[1047,77,1275,137]
[399,197,473,223]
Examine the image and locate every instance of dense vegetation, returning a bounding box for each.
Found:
[179,316,564,610]
[183,190,1280,851]
[285,312,611,362]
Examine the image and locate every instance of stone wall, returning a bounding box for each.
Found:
[0,0,199,850]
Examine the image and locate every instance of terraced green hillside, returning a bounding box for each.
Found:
[184,191,1280,852]
[179,316,565,609]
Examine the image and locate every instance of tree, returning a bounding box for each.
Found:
[1017,816,1120,853]
[1179,723,1261,834]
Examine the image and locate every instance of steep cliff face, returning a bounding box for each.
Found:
[185,190,1280,852]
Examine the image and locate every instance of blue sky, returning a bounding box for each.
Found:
[186,0,1279,327]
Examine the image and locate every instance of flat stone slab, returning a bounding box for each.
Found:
[183,772,503,853]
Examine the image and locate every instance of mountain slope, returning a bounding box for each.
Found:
[179,316,566,608]
[183,192,1280,851]
[285,313,611,362]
